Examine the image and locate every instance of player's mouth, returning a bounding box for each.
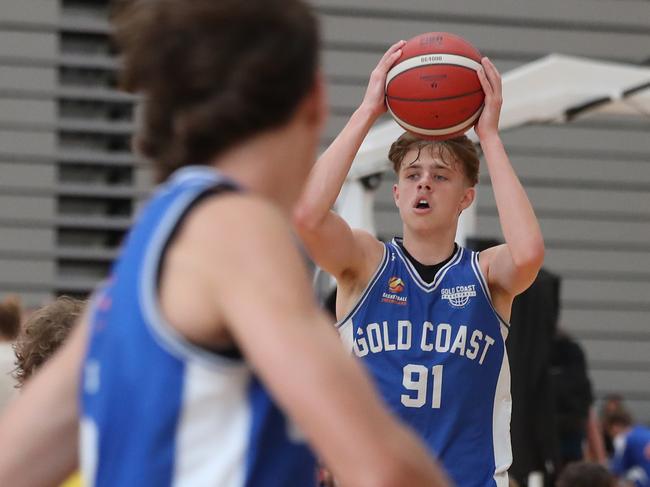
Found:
[413,198,431,214]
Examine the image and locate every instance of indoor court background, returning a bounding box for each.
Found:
[0,0,649,426]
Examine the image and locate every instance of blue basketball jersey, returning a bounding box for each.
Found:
[80,166,316,487]
[338,238,512,487]
[611,426,650,487]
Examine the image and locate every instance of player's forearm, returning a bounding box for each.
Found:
[481,134,544,268]
[294,105,377,228]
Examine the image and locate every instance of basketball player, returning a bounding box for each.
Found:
[0,3,449,486]
[293,41,545,487]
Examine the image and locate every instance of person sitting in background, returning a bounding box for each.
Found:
[601,394,627,457]
[555,461,614,487]
[604,406,650,487]
[13,296,84,388]
[0,295,22,411]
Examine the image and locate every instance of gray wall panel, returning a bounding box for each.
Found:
[0,31,57,59]
[312,0,650,29]
[0,0,59,23]
[544,248,650,276]
[0,227,54,253]
[0,98,56,124]
[0,258,55,286]
[322,14,650,62]
[0,162,55,188]
[477,216,650,248]
[0,195,55,220]
[561,278,650,306]
[561,309,650,335]
[0,66,57,91]
[0,130,56,155]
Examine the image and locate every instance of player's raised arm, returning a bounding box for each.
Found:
[293,41,405,281]
[197,196,449,487]
[474,57,545,298]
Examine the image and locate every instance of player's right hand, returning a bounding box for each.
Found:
[360,40,405,120]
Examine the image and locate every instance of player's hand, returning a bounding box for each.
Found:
[359,40,405,120]
[474,57,502,140]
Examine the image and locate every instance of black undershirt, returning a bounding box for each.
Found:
[394,238,458,284]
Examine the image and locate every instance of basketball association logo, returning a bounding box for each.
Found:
[441,285,477,308]
[382,277,407,305]
[388,277,405,293]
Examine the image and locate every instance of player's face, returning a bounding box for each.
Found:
[392,147,475,234]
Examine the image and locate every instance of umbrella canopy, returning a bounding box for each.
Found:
[347,54,650,181]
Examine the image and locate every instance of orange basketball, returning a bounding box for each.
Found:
[385,32,484,140]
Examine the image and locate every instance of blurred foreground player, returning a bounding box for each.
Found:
[0,1,448,486]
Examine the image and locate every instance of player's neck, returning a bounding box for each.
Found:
[401,226,457,265]
[210,128,312,213]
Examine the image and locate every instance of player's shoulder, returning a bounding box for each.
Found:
[169,192,295,275]
[346,228,385,280]
[186,192,290,242]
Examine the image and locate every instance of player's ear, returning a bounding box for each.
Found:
[299,70,327,129]
[459,186,475,214]
[392,183,400,208]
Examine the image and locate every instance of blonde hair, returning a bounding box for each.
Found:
[388,132,480,186]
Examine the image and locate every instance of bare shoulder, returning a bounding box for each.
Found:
[159,193,301,346]
[345,229,384,283]
[476,244,515,321]
[476,244,502,277]
[183,192,290,248]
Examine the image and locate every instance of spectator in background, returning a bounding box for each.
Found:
[604,406,650,487]
[0,295,22,410]
[602,394,627,456]
[551,329,605,471]
[13,296,84,389]
[555,461,614,487]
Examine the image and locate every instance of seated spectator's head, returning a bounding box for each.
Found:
[556,462,614,487]
[13,296,84,388]
[601,393,624,417]
[602,405,633,439]
[0,295,22,342]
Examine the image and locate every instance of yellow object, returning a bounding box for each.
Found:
[61,472,82,487]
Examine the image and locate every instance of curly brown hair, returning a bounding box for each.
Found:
[13,296,85,388]
[388,132,480,186]
[0,295,22,341]
[112,0,320,182]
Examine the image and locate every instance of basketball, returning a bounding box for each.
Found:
[385,32,484,140]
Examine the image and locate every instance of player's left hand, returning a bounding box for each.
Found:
[474,57,502,140]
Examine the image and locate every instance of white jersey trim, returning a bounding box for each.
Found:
[470,251,512,484]
[335,244,388,329]
[470,251,510,328]
[139,171,243,370]
[173,360,251,487]
[390,239,463,293]
[491,330,513,487]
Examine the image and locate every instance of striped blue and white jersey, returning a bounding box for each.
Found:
[80,166,316,487]
[338,238,512,487]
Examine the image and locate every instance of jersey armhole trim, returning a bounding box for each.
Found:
[471,251,510,329]
[335,244,388,329]
[139,183,245,370]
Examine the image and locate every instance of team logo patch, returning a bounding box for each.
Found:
[388,276,405,293]
[382,277,407,306]
[441,285,477,308]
